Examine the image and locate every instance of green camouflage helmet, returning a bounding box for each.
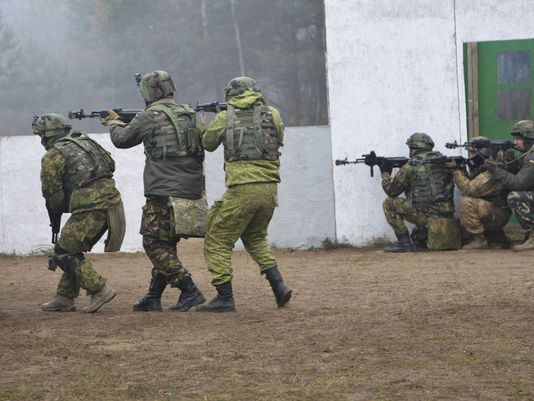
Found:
[406,132,434,150]
[139,70,176,103]
[224,76,259,99]
[467,136,490,158]
[510,120,534,140]
[32,113,71,138]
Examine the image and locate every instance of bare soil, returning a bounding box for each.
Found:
[0,239,533,401]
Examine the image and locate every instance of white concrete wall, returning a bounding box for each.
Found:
[325,0,534,245]
[0,126,335,255]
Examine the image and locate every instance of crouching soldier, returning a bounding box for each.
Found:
[33,113,125,312]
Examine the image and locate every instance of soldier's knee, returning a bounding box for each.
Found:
[507,191,522,209]
[48,251,85,273]
[383,197,394,211]
[458,196,475,214]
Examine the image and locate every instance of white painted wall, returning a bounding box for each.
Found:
[0,126,335,255]
[325,0,534,245]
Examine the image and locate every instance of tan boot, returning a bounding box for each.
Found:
[83,284,116,313]
[42,295,76,312]
[513,232,534,252]
[462,234,488,250]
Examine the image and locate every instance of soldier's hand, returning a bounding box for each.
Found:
[101,108,126,127]
[484,159,497,173]
[444,158,460,169]
[378,158,393,174]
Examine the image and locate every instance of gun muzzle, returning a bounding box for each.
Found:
[68,109,85,120]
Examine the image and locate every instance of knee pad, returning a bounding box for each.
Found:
[48,251,85,273]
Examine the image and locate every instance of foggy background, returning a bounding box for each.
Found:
[0,0,328,135]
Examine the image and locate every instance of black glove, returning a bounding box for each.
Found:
[378,158,393,174]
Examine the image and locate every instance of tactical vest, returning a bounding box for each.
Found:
[224,103,280,162]
[408,151,454,206]
[144,103,203,161]
[53,132,115,201]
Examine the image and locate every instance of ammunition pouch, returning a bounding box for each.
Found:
[427,217,462,250]
[104,201,126,252]
[48,252,85,273]
[170,194,208,238]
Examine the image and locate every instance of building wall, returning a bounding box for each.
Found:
[324,0,534,245]
[0,126,335,255]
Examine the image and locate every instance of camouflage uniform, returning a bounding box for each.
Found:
[198,77,292,312]
[454,168,511,236]
[381,154,456,243]
[34,114,122,311]
[106,70,205,312]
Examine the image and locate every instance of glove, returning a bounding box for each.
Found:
[444,158,460,169]
[101,108,126,127]
[484,159,497,173]
[378,158,393,174]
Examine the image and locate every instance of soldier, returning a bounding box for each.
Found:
[451,137,512,249]
[380,133,456,252]
[103,70,206,311]
[197,76,292,313]
[33,113,123,313]
[487,120,534,251]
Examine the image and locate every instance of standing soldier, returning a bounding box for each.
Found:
[33,114,124,313]
[487,120,534,251]
[380,133,457,252]
[103,70,206,311]
[197,76,292,313]
[451,137,512,249]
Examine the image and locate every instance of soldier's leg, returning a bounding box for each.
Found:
[383,197,421,252]
[458,196,489,249]
[239,184,292,307]
[507,191,534,251]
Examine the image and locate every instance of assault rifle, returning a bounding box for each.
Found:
[446,139,516,151]
[335,151,409,177]
[68,108,144,123]
[45,203,62,244]
[195,101,227,113]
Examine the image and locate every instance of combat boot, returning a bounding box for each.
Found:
[83,283,116,313]
[133,274,167,312]
[384,232,413,253]
[486,230,511,249]
[462,233,488,250]
[264,266,292,307]
[42,294,76,312]
[196,282,235,313]
[169,275,206,311]
[513,231,534,252]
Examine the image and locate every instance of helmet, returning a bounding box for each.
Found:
[510,120,534,140]
[224,76,259,99]
[406,132,434,150]
[32,113,71,138]
[467,136,490,159]
[139,70,176,103]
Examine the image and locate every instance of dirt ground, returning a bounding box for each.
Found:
[0,239,533,401]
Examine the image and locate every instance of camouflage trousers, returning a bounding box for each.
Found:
[55,211,108,298]
[458,196,511,235]
[140,197,188,286]
[383,197,429,236]
[507,191,534,232]
[204,183,278,286]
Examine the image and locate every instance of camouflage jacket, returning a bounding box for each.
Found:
[492,146,534,191]
[381,151,455,215]
[453,169,508,205]
[203,91,284,188]
[109,98,204,199]
[41,147,122,214]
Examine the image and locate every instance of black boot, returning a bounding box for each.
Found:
[132,275,167,312]
[169,275,206,311]
[264,266,292,307]
[196,282,235,312]
[384,232,413,253]
[486,229,511,249]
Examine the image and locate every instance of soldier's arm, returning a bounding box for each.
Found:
[202,111,227,152]
[381,163,410,197]
[41,149,67,212]
[109,111,153,149]
[492,159,534,191]
[269,106,285,146]
[453,169,504,197]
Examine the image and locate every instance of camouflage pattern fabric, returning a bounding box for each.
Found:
[382,197,428,236]
[204,183,278,286]
[55,210,108,298]
[140,197,189,286]
[458,196,511,235]
[507,191,534,231]
[171,194,208,238]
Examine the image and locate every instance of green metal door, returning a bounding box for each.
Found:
[473,39,534,140]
